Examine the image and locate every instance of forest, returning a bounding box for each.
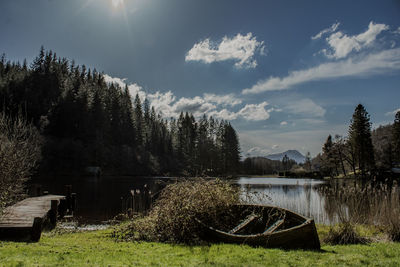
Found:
[0,47,240,177]
[240,104,400,178]
[315,104,400,179]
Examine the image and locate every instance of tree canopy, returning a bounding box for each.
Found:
[0,48,241,176]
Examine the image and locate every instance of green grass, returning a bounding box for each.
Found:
[0,227,399,266]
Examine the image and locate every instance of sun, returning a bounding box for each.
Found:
[111,0,124,8]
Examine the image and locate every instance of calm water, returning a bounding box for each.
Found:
[235,177,332,224]
[32,176,174,223]
[34,176,336,224]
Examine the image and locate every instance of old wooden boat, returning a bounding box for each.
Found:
[196,204,320,250]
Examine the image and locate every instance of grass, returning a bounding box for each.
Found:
[1,226,400,266]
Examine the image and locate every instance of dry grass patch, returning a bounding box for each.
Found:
[113,178,240,244]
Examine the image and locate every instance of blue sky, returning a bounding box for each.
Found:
[1,0,400,157]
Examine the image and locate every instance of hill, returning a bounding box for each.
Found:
[266,150,306,164]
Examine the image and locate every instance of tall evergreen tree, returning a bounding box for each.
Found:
[348,104,375,177]
[133,93,144,146]
[322,135,335,177]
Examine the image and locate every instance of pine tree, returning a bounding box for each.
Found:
[322,135,334,177]
[133,93,143,146]
[304,152,312,172]
[348,104,375,177]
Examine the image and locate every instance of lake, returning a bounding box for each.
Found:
[234,177,331,224]
[33,176,363,224]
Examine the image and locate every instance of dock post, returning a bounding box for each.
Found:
[65,185,72,214]
[49,200,58,226]
[30,217,43,242]
[71,193,76,213]
[58,198,67,218]
[134,189,140,213]
[143,184,150,213]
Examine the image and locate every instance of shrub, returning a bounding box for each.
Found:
[324,222,369,245]
[113,179,240,244]
[0,112,42,213]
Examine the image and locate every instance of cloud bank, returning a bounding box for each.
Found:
[243,21,399,94]
[103,74,273,121]
[242,48,400,94]
[385,108,400,116]
[323,21,389,59]
[185,33,266,68]
[311,22,340,40]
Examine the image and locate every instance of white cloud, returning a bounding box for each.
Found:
[103,74,127,88]
[208,109,238,120]
[185,33,266,68]
[242,48,400,94]
[280,121,288,126]
[173,96,216,115]
[146,91,176,117]
[395,27,400,34]
[246,146,271,156]
[103,74,145,101]
[385,108,400,116]
[128,83,146,102]
[323,21,389,59]
[203,93,242,106]
[311,22,340,40]
[285,99,326,117]
[237,101,271,121]
[103,74,275,121]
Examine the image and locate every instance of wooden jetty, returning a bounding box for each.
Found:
[0,194,73,242]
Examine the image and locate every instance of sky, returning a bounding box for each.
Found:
[1,0,400,157]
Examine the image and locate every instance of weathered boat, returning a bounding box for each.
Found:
[196,204,320,250]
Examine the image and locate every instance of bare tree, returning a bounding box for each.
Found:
[0,112,42,212]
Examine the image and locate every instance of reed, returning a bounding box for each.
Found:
[319,179,400,243]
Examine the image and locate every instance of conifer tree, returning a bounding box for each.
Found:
[322,135,334,177]
[348,104,375,177]
[133,93,143,146]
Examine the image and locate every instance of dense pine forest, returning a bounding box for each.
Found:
[0,48,240,176]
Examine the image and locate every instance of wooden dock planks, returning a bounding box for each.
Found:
[0,195,65,241]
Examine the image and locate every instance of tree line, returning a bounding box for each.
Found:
[318,104,400,178]
[240,156,297,175]
[0,47,240,176]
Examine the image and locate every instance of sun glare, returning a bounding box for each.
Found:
[111,0,124,8]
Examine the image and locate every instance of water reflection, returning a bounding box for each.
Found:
[235,177,333,224]
[34,176,387,225]
[32,176,173,223]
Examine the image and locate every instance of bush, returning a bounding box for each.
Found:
[113,179,240,244]
[324,222,369,245]
[0,112,42,213]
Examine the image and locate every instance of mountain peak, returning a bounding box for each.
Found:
[265,150,306,163]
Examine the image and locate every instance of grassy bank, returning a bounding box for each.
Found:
[1,226,400,266]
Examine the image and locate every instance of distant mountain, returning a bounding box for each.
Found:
[265,150,306,164]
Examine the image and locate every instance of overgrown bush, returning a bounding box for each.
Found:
[324,222,369,245]
[113,179,240,244]
[0,112,42,213]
